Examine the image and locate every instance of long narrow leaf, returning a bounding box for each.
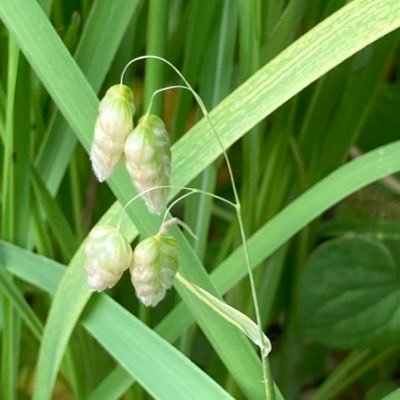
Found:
[176,273,272,357]
[0,267,42,340]
[36,0,140,194]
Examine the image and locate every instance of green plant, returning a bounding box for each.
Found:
[1,0,400,399]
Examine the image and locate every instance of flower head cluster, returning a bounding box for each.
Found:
[130,233,178,306]
[90,85,171,215]
[87,82,178,302]
[124,115,171,214]
[84,225,132,291]
[90,85,135,182]
[84,222,178,307]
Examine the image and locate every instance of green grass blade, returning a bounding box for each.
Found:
[30,194,55,259]
[1,294,18,400]
[170,0,218,138]
[238,0,262,230]
[0,267,42,340]
[184,0,237,260]
[84,296,232,400]
[36,0,140,194]
[1,36,19,400]
[383,388,400,400]
[87,367,134,400]
[263,0,306,61]
[170,0,400,187]
[13,56,31,247]
[1,35,18,242]
[32,206,130,400]
[0,262,83,399]
[176,273,272,357]
[31,168,78,260]
[38,0,52,15]
[68,151,84,239]
[298,64,349,165]
[143,0,168,114]
[315,33,398,179]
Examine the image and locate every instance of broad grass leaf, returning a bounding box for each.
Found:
[382,388,400,400]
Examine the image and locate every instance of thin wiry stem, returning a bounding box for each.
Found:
[121,55,274,399]
[118,184,235,229]
[159,188,236,231]
[160,188,236,240]
[145,85,190,117]
[161,190,197,228]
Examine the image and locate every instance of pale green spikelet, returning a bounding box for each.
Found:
[91,84,135,182]
[130,233,178,306]
[124,114,171,214]
[84,225,132,291]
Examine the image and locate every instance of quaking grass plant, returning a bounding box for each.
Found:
[86,55,273,397]
[1,0,400,399]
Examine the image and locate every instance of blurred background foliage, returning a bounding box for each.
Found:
[1,0,400,399]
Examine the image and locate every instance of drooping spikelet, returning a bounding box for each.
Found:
[130,234,178,306]
[90,84,135,182]
[84,225,132,291]
[124,114,171,214]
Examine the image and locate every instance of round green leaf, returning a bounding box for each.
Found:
[299,237,400,348]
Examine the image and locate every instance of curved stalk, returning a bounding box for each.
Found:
[121,55,274,399]
[145,85,190,118]
[118,184,236,230]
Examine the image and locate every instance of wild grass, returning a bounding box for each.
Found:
[1,0,400,399]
